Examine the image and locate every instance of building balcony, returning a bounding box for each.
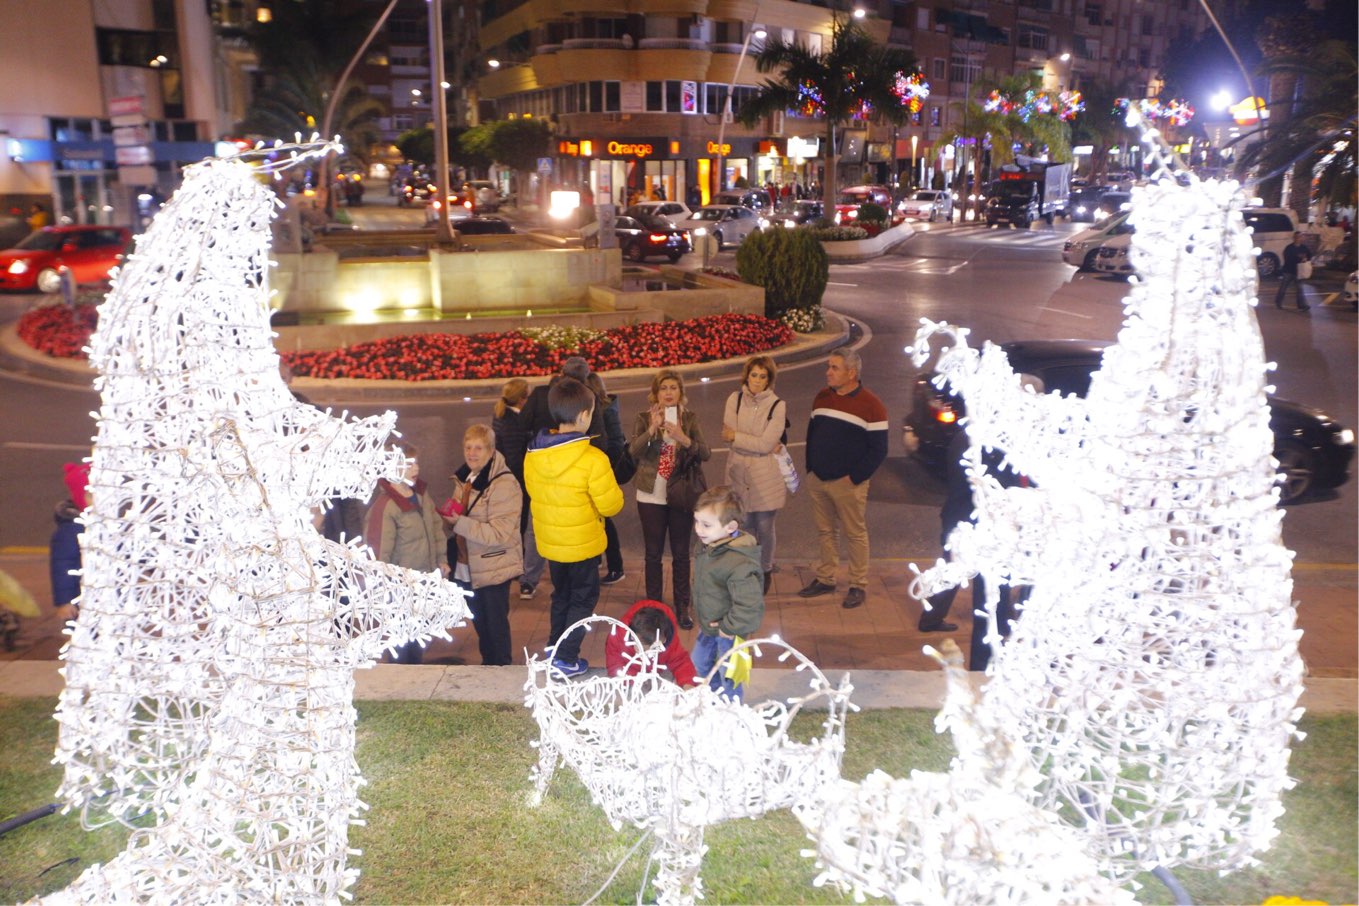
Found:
[523,46,714,89]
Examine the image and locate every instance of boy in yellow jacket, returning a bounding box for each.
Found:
[524,376,624,677]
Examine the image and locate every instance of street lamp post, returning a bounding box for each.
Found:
[429,0,455,245]
[714,22,766,198]
[910,133,919,189]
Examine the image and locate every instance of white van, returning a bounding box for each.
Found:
[1063,209,1133,270]
[1242,207,1303,278]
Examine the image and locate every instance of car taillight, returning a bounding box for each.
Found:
[649,233,668,242]
[928,398,958,424]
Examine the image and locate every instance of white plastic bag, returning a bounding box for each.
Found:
[773,445,800,494]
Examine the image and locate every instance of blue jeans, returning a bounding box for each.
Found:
[692,633,743,701]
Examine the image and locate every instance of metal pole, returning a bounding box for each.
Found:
[319,0,401,218]
[430,0,455,245]
[715,20,762,197]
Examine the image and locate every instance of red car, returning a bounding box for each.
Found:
[0,225,131,293]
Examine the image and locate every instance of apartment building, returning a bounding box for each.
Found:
[472,0,1206,203]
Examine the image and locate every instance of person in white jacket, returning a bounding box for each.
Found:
[721,355,789,593]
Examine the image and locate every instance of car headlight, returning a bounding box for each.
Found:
[784,219,796,228]
[7,260,28,275]
[693,227,707,237]
[1336,428,1355,446]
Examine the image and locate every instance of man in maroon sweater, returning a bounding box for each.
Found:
[797,347,889,609]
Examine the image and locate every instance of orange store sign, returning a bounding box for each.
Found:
[705,140,732,156]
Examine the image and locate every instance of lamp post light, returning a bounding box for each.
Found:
[910,133,919,189]
[714,23,767,197]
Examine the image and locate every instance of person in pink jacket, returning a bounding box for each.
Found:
[605,598,699,687]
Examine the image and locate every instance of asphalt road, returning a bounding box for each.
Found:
[1,207,1354,579]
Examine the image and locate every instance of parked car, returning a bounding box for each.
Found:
[463,180,503,212]
[1092,231,1135,277]
[455,216,516,235]
[833,185,893,224]
[623,201,693,227]
[1242,207,1304,278]
[780,200,825,227]
[897,189,953,222]
[712,189,774,214]
[1344,271,1357,309]
[614,214,692,262]
[903,339,1355,504]
[1093,191,1132,220]
[0,225,131,294]
[677,204,762,249]
[425,191,475,225]
[1063,210,1134,270]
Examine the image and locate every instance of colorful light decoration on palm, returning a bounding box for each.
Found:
[1117,96,1195,127]
[796,71,930,120]
[983,89,1084,121]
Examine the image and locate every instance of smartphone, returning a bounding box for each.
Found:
[664,405,678,425]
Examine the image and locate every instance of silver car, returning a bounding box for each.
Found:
[897,189,953,222]
[677,204,763,250]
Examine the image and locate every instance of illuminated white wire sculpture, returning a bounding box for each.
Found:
[525,617,855,906]
[796,640,1133,905]
[46,143,471,902]
[907,114,1304,880]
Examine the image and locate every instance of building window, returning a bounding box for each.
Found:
[911,109,922,125]
[646,81,664,111]
[949,53,981,84]
[705,83,726,116]
[1138,47,1152,67]
[1141,14,1155,34]
[1084,3,1102,25]
[1017,24,1049,51]
[932,58,946,81]
[665,80,682,112]
[96,28,172,69]
[930,106,942,127]
[1019,0,1054,11]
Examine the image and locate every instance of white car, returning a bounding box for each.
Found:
[1242,207,1303,278]
[463,180,503,212]
[1344,271,1357,308]
[1063,210,1133,270]
[1091,231,1135,277]
[897,189,953,222]
[623,201,693,227]
[677,204,763,250]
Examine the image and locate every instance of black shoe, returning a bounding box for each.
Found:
[519,583,536,600]
[919,621,959,633]
[841,588,866,609]
[601,570,625,585]
[798,579,836,598]
[678,610,694,630]
[763,571,772,594]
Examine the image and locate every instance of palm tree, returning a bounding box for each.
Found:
[1238,34,1356,217]
[1069,76,1131,185]
[738,18,919,214]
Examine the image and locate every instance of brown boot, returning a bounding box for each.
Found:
[677,602,694,630]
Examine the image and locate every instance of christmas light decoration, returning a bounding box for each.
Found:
[983,89,1084,121]
[907,111,1304,880]
[526,617,855,906]
[892,72,931,113]
[46,143,471,901]
[796,640,1134,905]
[1117,97,1195,127]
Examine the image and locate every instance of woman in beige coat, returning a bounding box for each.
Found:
[440,424,523,665]
[721,355,788,592]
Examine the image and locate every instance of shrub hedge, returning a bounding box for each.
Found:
[734,226,830,319]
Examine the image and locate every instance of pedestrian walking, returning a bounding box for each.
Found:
[1274,232,1313,312]
[797,347,888,610]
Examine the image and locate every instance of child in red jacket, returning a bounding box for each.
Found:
[605,599,699,687]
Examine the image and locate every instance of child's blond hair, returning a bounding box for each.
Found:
[695,485,743,526]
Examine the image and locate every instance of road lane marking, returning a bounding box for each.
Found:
[827,281,859,287]
[1040,306,1094,319]
[3,442,91,451]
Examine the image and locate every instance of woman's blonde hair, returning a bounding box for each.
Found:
[464,423,496,449]
[742,355,778,389]
[647,369,687,406]
[494,378,529,419]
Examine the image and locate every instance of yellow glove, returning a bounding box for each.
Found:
[723,637,752,686]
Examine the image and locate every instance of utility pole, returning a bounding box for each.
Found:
[430,0,455,245]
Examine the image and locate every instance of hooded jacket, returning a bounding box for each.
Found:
[444,449,523,589]
[50,499,83,607]
[692,531,764,638]
[523,430,624,562]
[604,599,698,686]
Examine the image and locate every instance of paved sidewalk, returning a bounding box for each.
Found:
[2,550,1353,713]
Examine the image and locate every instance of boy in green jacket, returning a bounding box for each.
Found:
[691,486,765,700]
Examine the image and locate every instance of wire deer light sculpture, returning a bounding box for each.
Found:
[45,143,471,902]
[907,113,1305,884]
[525,617,855,906]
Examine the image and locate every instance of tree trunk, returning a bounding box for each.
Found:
[823,121,838,218]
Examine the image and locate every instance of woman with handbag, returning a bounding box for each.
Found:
[721,355,790,594]
[627,369,710,629]
[439,424,523,666]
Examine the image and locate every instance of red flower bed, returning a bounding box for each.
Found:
[283,314,794,381]
[16,303,99,359]
[17,303,794,380]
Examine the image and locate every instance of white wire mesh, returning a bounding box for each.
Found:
[45,145,471,903]
[525,617,855,906]
[906,130,1304,881]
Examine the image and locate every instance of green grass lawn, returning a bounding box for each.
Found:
[1,697,1353,904]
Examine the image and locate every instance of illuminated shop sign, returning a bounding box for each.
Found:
[558,138,673,159]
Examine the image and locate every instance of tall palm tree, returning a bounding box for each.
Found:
[738,18,919,214]
[1238,34,1356,217]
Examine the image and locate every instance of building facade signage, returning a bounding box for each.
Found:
[558,137,673,159]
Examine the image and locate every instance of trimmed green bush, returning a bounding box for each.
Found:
[857,202,889,226]
[735,225,830,318]
[807,225,868,241]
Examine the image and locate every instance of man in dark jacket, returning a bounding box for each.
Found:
[1274,232,1312,311]
[522,357,606,450]
[797,347,889,610]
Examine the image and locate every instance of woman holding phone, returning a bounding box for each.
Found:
[627,369,710,629]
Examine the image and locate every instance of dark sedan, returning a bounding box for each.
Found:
[903,339,1355,505]
[1069,186,1112,223]
[614,214,691,262]
[779,200,825,227]
[455,216,515,235]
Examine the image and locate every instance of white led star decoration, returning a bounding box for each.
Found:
[907,114,1305,881]
[526,617,855,906]
[45,144,471,902]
